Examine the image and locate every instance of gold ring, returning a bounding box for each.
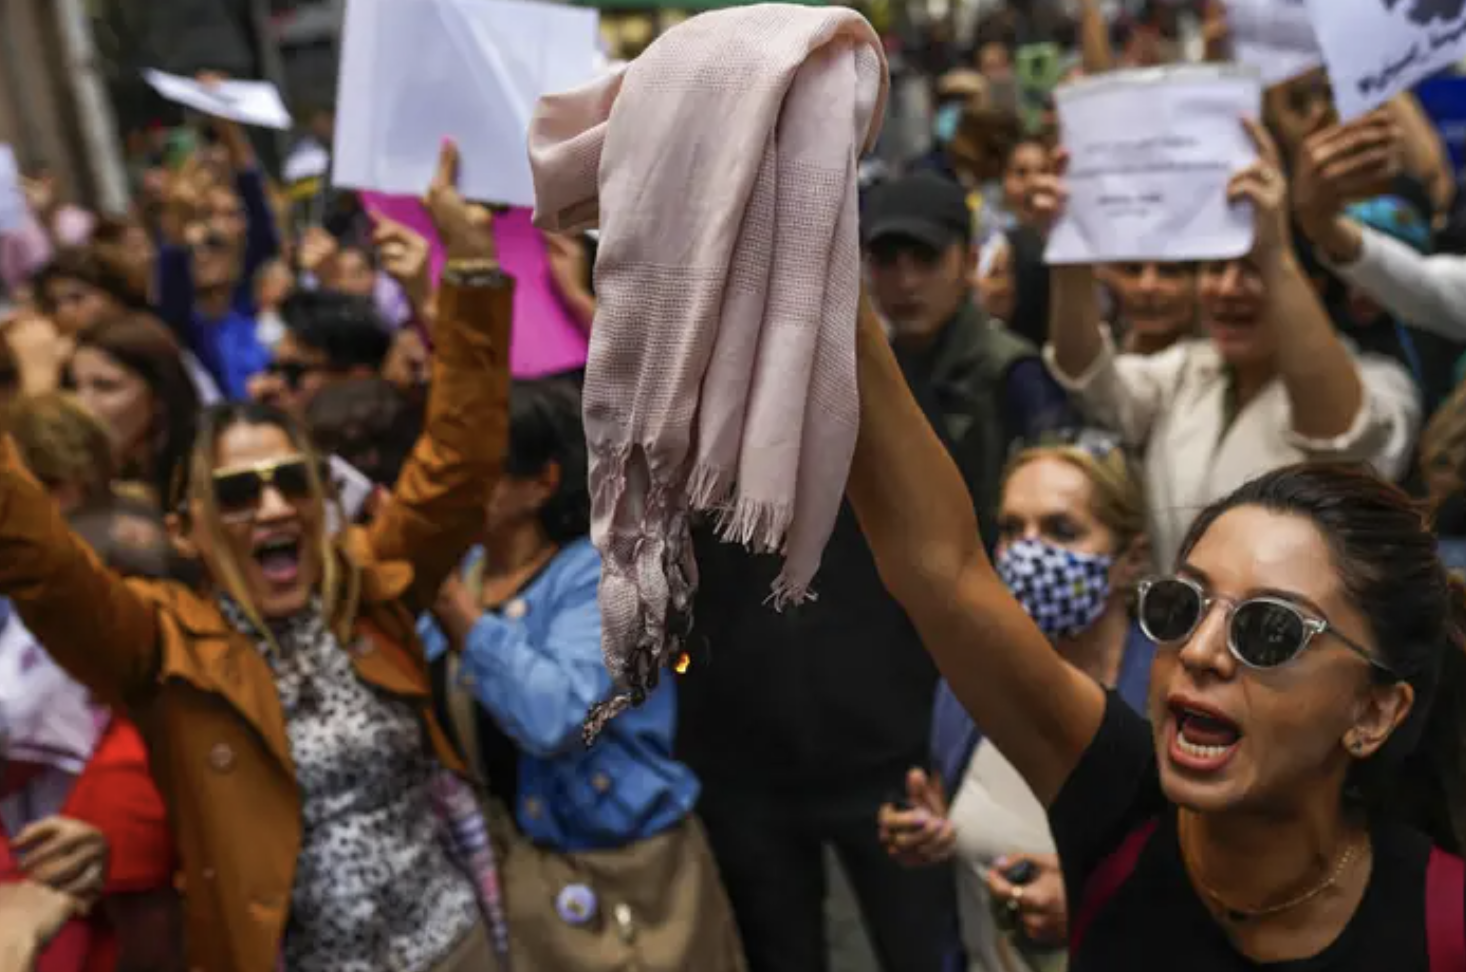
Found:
[1008,886,1025,912]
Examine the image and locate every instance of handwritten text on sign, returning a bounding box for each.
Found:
[1305,0,1466,121]
[1045,65,1263,266]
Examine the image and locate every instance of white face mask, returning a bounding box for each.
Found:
[0,609,105,774]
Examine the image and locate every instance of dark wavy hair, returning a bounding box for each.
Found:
[305,377,422,488]
[279,290,393,372]
[34,246,150,316]
[65,312,200,501]
[506,379,589,546]
[1179,463,1466,853]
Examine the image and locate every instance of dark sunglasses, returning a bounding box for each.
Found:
[1136,575,1392,673]
[212,457,315,520]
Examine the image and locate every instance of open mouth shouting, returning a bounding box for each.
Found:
[253,531,304,588]
[1167,695,1243,773]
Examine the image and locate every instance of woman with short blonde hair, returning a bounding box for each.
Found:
[882,430,1154,972]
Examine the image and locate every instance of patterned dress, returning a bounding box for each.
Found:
[219,598,479,972]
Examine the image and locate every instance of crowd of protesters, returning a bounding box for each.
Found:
[4,0,1466,971]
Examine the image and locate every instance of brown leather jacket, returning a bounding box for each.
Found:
[0,279,513,972]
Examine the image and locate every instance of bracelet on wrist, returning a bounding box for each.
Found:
[441,258,507,287]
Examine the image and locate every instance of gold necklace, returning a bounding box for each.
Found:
[1180,817,1363,924]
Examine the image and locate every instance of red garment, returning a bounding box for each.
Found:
[1,718,175,972]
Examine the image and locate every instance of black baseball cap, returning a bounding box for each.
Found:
[863,172,972,252]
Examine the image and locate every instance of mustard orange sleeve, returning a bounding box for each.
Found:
[365,277,514,617]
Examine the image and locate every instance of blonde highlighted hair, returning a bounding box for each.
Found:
[173,402,361,645]
[1003,432,1147,553]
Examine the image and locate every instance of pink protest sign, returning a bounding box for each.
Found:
[495,207,590,378]
[359,194,589,378]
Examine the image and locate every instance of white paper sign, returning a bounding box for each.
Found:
[332,0,601,208]
[0,146,25,234]
[143,69,294,131]
[1223,0,1325,86]
[1045,65,1264,266]
[1305,0,1466,121]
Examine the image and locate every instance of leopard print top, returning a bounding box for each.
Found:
[219,598,478,972]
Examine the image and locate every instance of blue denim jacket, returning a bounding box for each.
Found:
[419,539,700,852]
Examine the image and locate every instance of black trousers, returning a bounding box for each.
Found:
[697,774,957,972]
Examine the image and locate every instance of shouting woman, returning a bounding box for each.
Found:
[845,123,1466,969]
[0,144,514,972]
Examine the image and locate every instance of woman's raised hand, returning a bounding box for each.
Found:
[1227,118,1293,266]
[1290,113,1402,263]
[423,140,497,264]
[373,217,433,313]
[298,226,339,278]
[1027,148,1070,240]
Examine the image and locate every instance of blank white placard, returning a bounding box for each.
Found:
[332,0,601,207]
[1045,64,1263,266]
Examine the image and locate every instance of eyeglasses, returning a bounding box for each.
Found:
[1136,575,1392,674]
[212,457,315,521]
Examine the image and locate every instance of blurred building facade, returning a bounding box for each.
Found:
[0,0,99,205]
[0,0,274,211]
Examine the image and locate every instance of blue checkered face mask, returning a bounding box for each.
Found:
[996,538,1114,640]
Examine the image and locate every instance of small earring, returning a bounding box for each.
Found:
[1350,739,1367,755]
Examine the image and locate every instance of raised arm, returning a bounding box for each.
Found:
[365,143,512,615]
[1200,0,1231,64]
[847,293,1104,807]
[1233,119,1363,442]
[545,232,596,334]
[1294,115,1466,343]
[153,169,201,345]
[191,74,281,297]
[1047,260,1106,381]
[1040,165,1184,447]
[1389,93,1455,220]
[233,164,280,299]
[0,438,159,702]
[1076,0,1114,74]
